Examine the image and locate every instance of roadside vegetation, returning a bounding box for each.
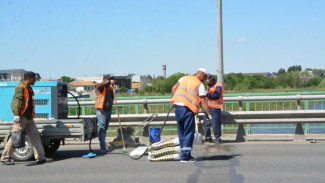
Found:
[132,65,325,96]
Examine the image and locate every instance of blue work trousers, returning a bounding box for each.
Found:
[175,106,195,161]
[96,109,112,150]
[203,108,221,141]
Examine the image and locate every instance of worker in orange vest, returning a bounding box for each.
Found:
[171,68,212,162]
[204,74,223,144]
[1,71,52,165]
[95,75,114,153]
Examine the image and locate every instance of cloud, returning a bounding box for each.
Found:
[232,38,248,43]
[27,46,35,50]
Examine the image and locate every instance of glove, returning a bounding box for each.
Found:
[14,116,20,122]
[207,114,212,125]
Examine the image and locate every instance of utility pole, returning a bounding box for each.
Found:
[217,0,224,86]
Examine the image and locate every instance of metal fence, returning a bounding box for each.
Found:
[68,93,325,136]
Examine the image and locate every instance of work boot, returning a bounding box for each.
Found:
[98,148,108,154]
[204,138,213,143]
[180,156,197,163]
[1,158,15,165]
[27,158,53,166]
[37,157,53,164]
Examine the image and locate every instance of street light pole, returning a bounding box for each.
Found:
[217,0,224,86]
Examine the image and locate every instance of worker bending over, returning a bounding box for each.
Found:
[171,68,212,162]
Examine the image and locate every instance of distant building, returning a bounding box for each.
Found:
[113,76,132,89]
[0,69,41,81]
[241,72,273,77]
[131,75,143,91]
[75,77,103,84]
[68,80,97,98]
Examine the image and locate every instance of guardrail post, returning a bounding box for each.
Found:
[294,95,306,138]
[236,97,247,142]
[144,104,148,114]
[236,124,247,142]
[296,94,301,110]
[239,100,242,111]
[294,123,306,141]
[304,100,311,134]
[142,100,149,137]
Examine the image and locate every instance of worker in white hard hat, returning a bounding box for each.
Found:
[171,68,212,162]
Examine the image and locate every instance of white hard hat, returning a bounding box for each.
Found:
[197,68,208,74]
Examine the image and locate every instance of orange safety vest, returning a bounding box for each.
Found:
[17,84,35,118]
[171,76,202,114]
[95,86,113,109]
[207,82,223,109]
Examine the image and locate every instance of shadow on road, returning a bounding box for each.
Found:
[49,147,130,162]
[196,154,241,161]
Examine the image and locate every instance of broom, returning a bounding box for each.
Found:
[113,89,127,153]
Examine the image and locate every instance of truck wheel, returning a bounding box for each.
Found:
[44,139,61,156]
[11,136,34,161]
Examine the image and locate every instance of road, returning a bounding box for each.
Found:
[1,141,325,183]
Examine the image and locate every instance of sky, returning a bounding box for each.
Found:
[1,0,324,79]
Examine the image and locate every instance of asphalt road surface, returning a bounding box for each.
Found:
[1,141,325,183]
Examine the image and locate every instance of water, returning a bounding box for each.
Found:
[250,103,325,134]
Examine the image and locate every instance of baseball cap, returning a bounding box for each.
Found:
[197,68,208,74]
[103,75,114,80]
[206,74,214,81]
[24,71,36,79]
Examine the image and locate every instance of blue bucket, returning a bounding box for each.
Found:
[148,127,161,144]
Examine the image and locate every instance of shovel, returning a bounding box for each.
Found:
[193,114,203,145]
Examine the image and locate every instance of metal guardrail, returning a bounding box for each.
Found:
[68,95,325,141]
[68,94,325,111]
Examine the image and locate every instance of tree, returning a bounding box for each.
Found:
[312,69,325,79]
[287,65,302,73]
[225,73,244,90]
[120,86,127,93]
[285,72,300,87]
[277,68,286,75]
[143,86,153,93]
[306,77,322,87]
[60,76,75,83]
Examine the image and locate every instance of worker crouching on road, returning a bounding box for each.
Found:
[171,68,212,163]
[95,75,114,153]
[203,74,223,144]
[1,71,52,165]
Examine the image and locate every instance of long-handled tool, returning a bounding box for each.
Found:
[129,105,175,160]
[130,114,158,143]
[194,114,203,145]
[113,89,127,153]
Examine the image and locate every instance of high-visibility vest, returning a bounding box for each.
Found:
[207,82,223,109]
[171,76,202,114]
[17,84,35,118]
[95,86,113,109]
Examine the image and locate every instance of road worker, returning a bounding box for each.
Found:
[171,68,212,162]
[203,74,223,144]
[95,75,114,153]
[1,71,52,165]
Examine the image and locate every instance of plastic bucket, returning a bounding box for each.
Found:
[148,127,161,144]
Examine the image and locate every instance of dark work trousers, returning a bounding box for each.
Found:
[175,106,195,161]
[203,108,221,142]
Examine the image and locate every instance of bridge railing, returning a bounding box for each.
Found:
[68,94,325,141]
